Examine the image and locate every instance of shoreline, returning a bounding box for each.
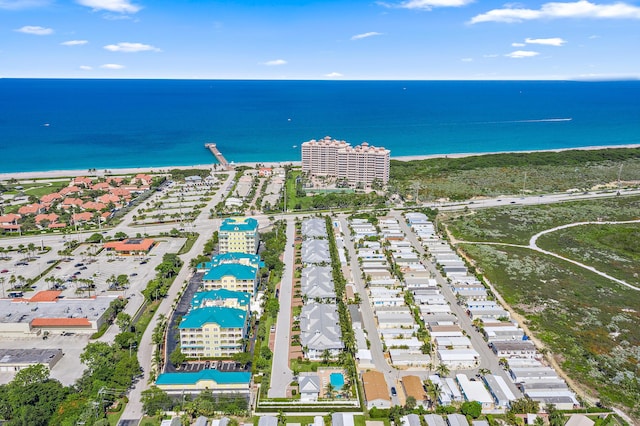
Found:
[1,143,639,181]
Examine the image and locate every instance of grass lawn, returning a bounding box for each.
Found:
[290,358,322,373]
[139,417,161,426]
[390,149,640,201]
[458,243,640,414]
[23,182,68,198]
[177,233,199,255]
[284,415,318,424]
[536,223,640,285]
[362,417,390,426]
[445,195,640,244]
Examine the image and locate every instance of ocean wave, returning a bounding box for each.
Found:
[505,118,573,123]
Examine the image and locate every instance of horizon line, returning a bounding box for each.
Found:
[1,76,639,82]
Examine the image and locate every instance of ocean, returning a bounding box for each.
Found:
[1,79,639,173]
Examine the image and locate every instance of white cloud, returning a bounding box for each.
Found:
[351,32,383,40]
[461,57,473,62]
[15,25,53,35]
[0,0,50,10]
[483,54,499,58]
[104,42,161,52]
[100,63,124,69]
[506,50,540,58]
[512,42,525,47]
[525,37,567,46]
[470,0,640,24]
[76,0,141,13]
[262,59,287,66]
[589,34,601,38]
[79,65,93,70]
[379,0,474,10]
[61,40,88,46]
[325,72,343,77]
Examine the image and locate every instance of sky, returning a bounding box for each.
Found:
[1,0,640,80]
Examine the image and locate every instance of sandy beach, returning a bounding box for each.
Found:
[1,144,639,181]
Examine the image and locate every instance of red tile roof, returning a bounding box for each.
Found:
[104,238,155,252]
[82,201,106,211]
[59,186,81,195]
[29,290,62,303]
[31,317,91,327]
[72,212,93,222]
[0,224,21,230]
[35,213,59,224]
[0,214,21,224]
[62,197,84,206]
[18,203,45,215]
[91,182,111,190]
[40,193,62,203]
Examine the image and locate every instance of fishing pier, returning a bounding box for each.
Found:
[204,143,231,169]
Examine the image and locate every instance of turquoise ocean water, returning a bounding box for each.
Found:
[1,79,639,173]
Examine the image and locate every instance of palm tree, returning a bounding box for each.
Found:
[325,382,335,399]
[27,243,36,260]
[428,382,441,410]
[321,349,332,365]
[436,363,450,377]
[478,368,492,376]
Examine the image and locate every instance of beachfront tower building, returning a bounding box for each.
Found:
[218,217,259,254]
[301,136,390,186]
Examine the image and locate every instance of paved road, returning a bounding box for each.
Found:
[391,210,522,396]
[119,172,235,422]
[267,218,295,397]
[337,216,396,391]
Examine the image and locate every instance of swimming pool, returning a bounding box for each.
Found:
[330,372,345,391]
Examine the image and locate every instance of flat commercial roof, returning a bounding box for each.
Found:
[0,348,63,366]
[0,296,115,326]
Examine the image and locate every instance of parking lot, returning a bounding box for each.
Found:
[0,332,90,386]
[179,360,246,372]
[28,237,187,300]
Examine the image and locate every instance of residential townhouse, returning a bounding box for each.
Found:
[299,302,344,360]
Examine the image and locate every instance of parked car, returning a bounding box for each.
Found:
[391,387,397,397]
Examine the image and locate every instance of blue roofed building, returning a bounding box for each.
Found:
[202,262,258,295]
[219,217,259,254]
[190,289,250,310]
[197,252,264,272]
[179,306,248,358]
[156,369,251,397]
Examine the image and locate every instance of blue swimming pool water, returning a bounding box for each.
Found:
[330,372,345,390]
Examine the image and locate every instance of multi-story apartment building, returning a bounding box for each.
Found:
[197,252,264,273]
[179,289,250,358]
[301,136,390,186]
[202,263,258,295]
[218,217,259,254]
[301,137,350,177]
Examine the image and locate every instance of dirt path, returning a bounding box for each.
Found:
[529,220,640,291]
